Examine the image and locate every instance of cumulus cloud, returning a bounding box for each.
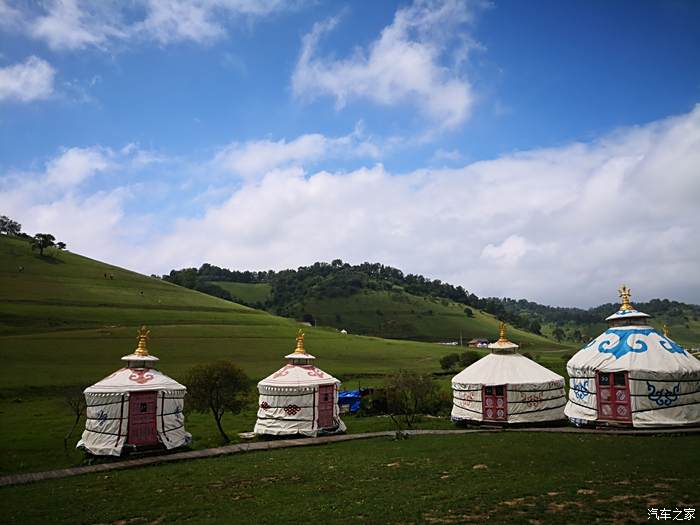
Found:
[3,106,700,307]
[143,105,700,306]
[4,0,301,50]
[0,56,55,102]
[44,147,111,187]
[213,128,381,178]
[292,0,484,130]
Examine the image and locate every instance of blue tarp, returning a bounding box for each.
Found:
[338,390,363,413]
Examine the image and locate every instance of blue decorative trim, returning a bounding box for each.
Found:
[592,328,686,359]
[658,338,685,354]
[646,381,680,406]
[96,409,108,426]
[597,328,653,359]
[572,379,591,400]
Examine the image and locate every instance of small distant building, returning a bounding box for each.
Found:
[468,338,489,348]
[452,323,566,425]
[77,327,191,456]
[340,329,348,334]
[254,330,346,437]
[565,286,700,428]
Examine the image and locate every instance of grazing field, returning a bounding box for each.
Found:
[2,236,531,475]
[210,281,272,305]
[2,432,699,524]
[302,289,566,346]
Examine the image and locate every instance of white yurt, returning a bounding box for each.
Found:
[254,330,346,436]
[565,286,700,428]
[77,327,191,456]
[451,322,566,424]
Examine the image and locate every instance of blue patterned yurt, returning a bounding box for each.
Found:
[565,286,700,428]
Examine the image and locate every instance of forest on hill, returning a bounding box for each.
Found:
[163,260,700,343]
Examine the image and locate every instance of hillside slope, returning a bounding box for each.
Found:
[0,236,477,391]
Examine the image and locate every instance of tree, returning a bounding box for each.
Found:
[385,370,440,430]
[185,361,250,443]
[439,353,460,372]
[529,320,542,335]
[0,215,21,236]
[63,386,86,452]
[31,233,56,256]
[56,241,67,250]
[552,326,565,342]
[463,307,474,318]
[572,329,582,342]
[458,350,480,368]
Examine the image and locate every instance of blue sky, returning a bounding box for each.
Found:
[1,0,699,306]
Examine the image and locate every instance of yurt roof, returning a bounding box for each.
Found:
[258,363,340,387]
[84,325,185,393]
[568,286,700,373]
[567,325,700,374]
[258,329,339,388]
[452,352,563,385]
[85,367,186,393]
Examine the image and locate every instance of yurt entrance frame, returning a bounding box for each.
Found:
[595,371,632,423]
[127,391,158,446]
[482,385,508,421]
[317,384,335,428]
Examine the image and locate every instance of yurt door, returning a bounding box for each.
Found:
[317,385,335,428]
[127,391,158,446]
[482,385,507,421]
[596,372,631,422]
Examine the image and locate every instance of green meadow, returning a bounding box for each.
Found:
[2,234,698,525]
[211,280,272,305]
[1,433,699,524]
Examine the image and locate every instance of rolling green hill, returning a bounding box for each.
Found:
[212,281,272,306]
[0,235,477,390]
[301,289,560,347]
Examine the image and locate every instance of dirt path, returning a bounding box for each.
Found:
[2,426,698,488]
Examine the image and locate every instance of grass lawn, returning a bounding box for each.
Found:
[1,432,698,524]
[211,281,272,304]
[303,289,570,347]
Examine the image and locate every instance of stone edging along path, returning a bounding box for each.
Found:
[1,426,699,488]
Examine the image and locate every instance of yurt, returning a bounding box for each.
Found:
[565,286,700,428]
[77,326,191,456]
[254,330,346,436]
[451,322,566,424]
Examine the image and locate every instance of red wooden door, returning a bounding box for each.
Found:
[482,385,507,421]
[317,385,335,428]
[596,371,631,423]
[128,391,158,446]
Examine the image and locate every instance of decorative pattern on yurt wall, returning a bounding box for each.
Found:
[255,385,342,436]
[453,380,567,424]
[82,393,129,456]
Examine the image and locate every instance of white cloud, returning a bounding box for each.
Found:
[292,0,484,130]
[0,56,55,102]
[213,128,381,178]
[0,0,22,30]
[11,0,301,50]
[142,105,700,306]
[3,106,700,307]
[44,147,111,187]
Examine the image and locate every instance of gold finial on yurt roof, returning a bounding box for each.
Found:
[618,284,633,311]
[134,326,150,357]
[294,329,306,354]
[498,320,508,343]
[663,324,670,338]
